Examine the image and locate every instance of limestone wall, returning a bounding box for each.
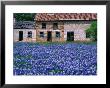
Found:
[36,21,93,42]
[64,21,92,41]
[36,22,64,42]
[13,29,36,42]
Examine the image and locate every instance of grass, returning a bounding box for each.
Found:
[49,69,64,74]
[15,54,32,59]
[72,41,97,45]
[34,41,97,45]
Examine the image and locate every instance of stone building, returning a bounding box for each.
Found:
[13,13,97,42]
[35,13,97,42]
[13,21,36,42]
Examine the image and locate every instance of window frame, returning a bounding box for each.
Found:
[27,31,32,38]
[40,32,44,38]
[53,23,58,30]
[42,23,46,29]
[56,31,60,38]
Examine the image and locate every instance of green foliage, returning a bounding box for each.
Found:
[14,13,36,21]
[86,21,97,41]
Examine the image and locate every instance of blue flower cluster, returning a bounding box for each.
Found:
[13,42,97,75]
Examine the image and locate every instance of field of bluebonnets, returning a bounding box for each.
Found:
[13,42,97,75]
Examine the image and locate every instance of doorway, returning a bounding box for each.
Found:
[47,31,52,41]
[19,31,23,41]
[67,32,74,41]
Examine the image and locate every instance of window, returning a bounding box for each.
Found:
[42,23,46,29]
[40,32,44,37]
[56,32,60,38]
[86,32,91,38]
[27,31,32,38]
[53,23,58,30]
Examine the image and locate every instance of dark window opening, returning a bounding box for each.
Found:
[67,32,74,41]
[53,23,58,30]
[56,32,60,38]
[19,31,23,41]
[27,31,32,38]
[40,32,44,37]
[47,31,52,41]
[86,32,91,38]
[42,23,46,29]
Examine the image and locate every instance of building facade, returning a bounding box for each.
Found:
[14,21,36,42]
[35,13,97,42]
[13,13,97,42]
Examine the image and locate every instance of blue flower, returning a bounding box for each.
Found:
[13,42,97,75]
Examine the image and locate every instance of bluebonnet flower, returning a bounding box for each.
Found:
[13,42,97,75]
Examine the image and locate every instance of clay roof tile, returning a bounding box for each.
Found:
[35,13,97,21]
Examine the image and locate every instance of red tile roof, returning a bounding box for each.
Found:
[35,13,97,21]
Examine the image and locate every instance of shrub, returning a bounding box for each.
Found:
[86,21,97,41]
